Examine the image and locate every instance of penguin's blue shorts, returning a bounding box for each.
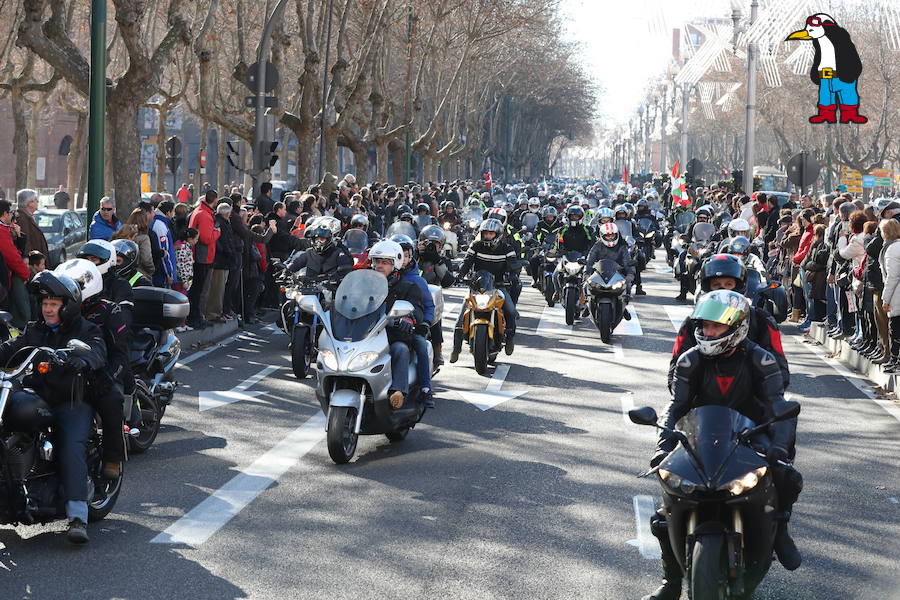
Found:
[818,78,859,106]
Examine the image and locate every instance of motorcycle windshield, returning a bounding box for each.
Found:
[522,213,539,231]
[564,251,584,263]
[463,209,483,227]
[638,217,655,234]
[385,222,417,239]
[595,259,623,280]
[614,220,633,239]
[415,215,433,231]
[692,223,715,243]
[342,229,369,255]
[676,406,757,483]
[331,270,389,341]
[675,212,696,232]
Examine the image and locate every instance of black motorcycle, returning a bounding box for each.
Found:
[585,259,628,343]
[128,287,188,453]
[0,342,122,527]
[677,222,716,299]
[637,216,659,262]
[557,251,586,326]
[629,401,801,600]
[535,244,560,307]
[277,268,344,379]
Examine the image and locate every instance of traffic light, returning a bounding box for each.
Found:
[258,140,279,170]
[226,141,241,170]
[165,136,182,174]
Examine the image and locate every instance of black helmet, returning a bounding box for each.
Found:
[700,254,747,293]
[28,271,83,325]
[111,239,140,279]
[389,234,416,253]
[396,204,412,215]
[636,199,650,213]
[418,224,447,246]
[349,214,369,231]
[399,212,414,223]
[309,225,334,253]
[565,205,584,226]
[416,202,431,215]
[726,235,752,257]
[440,200,456,213]
[541,206,558,222]
[342,229,369,255]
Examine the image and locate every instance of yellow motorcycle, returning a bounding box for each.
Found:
[460,270,508,375]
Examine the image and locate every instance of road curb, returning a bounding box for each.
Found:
[806,321,898,398]
[177,319,240,350]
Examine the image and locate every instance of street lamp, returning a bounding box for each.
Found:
[733,0,760,194]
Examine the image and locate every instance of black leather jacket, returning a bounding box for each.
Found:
[459,239,518,279]
[286,244,354,277]
[659,340,793,455]
[586,240,635,276]
[82,298,131,387]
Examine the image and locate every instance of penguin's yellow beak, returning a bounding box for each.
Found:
[786,29,812,41]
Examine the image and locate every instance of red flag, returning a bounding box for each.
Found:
[671,161,680,179]
[623,165,629,186]
[483,171,493,189]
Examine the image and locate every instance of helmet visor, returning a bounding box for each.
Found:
[691,296,748,326]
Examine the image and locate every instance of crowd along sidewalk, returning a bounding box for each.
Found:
[807,322,900,401]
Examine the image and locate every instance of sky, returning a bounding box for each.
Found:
[560,0,731,127]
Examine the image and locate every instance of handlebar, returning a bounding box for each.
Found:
[2,345,76,380]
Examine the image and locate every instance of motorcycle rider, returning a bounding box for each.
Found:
[669,254,789,391]
[725,235,767,274]
[438,200,461,229]
[0,271,107,544]
[556,205,595,255]
[392,235,436,409]
[78,239,134,311]
[370,240,425,410]
[531,206,563,287]
[484,208,524,303]
[675,206,714,302]
[349,214,380,247]
[586,223,636,302]
[451,219,518,362]
[112,240,152,288]
[644,291,802,600]
[417,225,454,368]
[286,223,354,277]
[55,259,128,481]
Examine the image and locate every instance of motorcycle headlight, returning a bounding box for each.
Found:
[318,349,338,370]
[474,293,492,310]
[443,222,452,230]
[719,466,768,497]
[468,219,478,228]
[348,351,380,371]
[611,279,625,290]
[658,469,702,495]
[565,262,583,275]
[286,289,301,302]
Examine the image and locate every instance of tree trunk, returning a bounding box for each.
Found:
[375,140,389,183]
[156,106,168,193]
[324,127,339,177]
[27,96,47,188]
[195,118,208,193]
[352,146,368,183]
[278,127,289,181]
[108,99,142,211]
[11,87,29,190]
[296,127,315,188]
[390,142,404,184]
[66,111,87,204]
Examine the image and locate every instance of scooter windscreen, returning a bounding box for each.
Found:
[331,269,389,342]
[674,211,696,233]
[342,229,369,255]
[674,405,760,487]
[521,212,539,231]
[692,222,715,243]
[462,208,482,228]
[414,214,433,232]
[385,221,417,240]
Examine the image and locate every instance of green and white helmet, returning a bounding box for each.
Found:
[691,290,751,356]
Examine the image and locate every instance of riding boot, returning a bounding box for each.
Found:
[433,344,444,368]
[774,513,802,571]
[808,104,837,124]
[504,330,515,355]
[839,104,868,124]
[636,285,646,296]
[449,328,463,363]
[644,512,683,600]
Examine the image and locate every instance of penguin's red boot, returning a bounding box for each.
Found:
[839,105,868,124]
[808,104,837,124]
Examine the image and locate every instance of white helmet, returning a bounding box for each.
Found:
[76,239,116,276]
[55,258,103,302]
[368,240,404,271]
[599,222,620,247]
[728,218,751,237]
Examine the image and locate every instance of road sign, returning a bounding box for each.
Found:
[165,136,182,157]
[245,61,279,93]
[245,96,279,108]
[862,175,875,188]
[199,149,207,168]
[786,152,820,188]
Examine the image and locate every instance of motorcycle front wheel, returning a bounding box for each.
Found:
[598,303,614,343]
[691,534,729,600]
[473,323,490,375]
[291,325,312,379]
[564,287,578,326]
[544,275,555,307]
[327,406,358,464]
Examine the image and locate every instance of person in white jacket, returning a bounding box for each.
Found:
[878,218,900,372]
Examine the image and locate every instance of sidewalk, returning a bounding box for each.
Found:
[177,319,240,351]
[806,322,900,399]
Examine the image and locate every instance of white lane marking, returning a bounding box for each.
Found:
[620,393,656,440]
[536,304,573,334]
[199,365,281,412]
[262,323,287,336]
[611,343,624,360]
[628,495,662,559]
[455,364,527,411]
[442,300,462,324]
[151,412,327,546]
[889,498,899,504]
[654,266,674,274]
[793,337,900,424]
[664,306,693,332]
[179,326,284,369]
[613,308,643,336]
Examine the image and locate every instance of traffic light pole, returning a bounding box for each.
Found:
[87,0,106,217]
[742,0,759,194]
[253,0,290,197]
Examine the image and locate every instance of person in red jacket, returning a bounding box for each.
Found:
[186,190,221,329]
[790,209,816,326]
[0,200,33,329]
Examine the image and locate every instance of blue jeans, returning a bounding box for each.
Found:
[411,334,431,390]
[818,78,860,106]
[826,283,838,327]
[54,401,93,522]
[389,341,410,394]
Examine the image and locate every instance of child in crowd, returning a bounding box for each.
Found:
[174,228,198,332]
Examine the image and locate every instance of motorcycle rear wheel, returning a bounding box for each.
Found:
[473,324,490,376]
[691,534,729,600]
[327,406,358,464]
[88,414,123,522]
[564,288,578,326]
[291,325,312,379]
[128,384,160,454]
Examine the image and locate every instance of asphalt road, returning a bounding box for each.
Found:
[2,257,899,600]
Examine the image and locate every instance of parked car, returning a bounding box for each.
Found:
[34,209,88,268]
[75,208,87,227]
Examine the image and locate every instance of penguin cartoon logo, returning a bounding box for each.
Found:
[786,13,867,125]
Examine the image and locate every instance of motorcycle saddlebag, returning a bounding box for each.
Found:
[132,287,189,330]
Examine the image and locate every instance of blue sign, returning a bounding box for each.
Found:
[862,175,876,188]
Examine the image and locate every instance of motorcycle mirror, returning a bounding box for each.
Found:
[772,400,801,422]
[0,311,12,325]
[628,406,659,427]
[389,300,414,318]
[67,339,92,356]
